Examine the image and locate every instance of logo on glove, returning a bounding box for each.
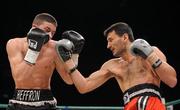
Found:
[28,39,38,49]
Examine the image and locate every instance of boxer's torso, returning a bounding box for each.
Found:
[8,37,57,89]
[106,57,160,92]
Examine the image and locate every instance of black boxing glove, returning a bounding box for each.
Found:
[61,30,85,66]
[61,30,85,54]
[130,39,162,69]
[24,28,49,64]
[55,39,74,62]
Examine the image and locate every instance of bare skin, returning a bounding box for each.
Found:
[66,30,177,93]
[6,21,73,89]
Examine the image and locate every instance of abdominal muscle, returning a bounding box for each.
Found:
[114,58,160,93]
[14,61,55,89]
[116,71,160,93]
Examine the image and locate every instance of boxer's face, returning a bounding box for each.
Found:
[107,31,127,57]
[33,21,56,39]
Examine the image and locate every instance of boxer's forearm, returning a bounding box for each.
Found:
[154,61,177,88]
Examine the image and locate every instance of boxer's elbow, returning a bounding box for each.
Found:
[74,78,93,94]
[76,84,91,94]
[78,89,87,94]
[77,86,89,94]
[169,77,177,88]
[64,78,74,85]
[169,71,177,88]
[66,81,74,85]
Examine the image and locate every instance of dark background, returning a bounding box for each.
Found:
[1,0,180,109]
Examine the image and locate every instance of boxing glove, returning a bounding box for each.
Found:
[61,30,85,54]
[130,39,162,69]
[24,28,49,64]
[61,30,85,66]
[55,39,74,62]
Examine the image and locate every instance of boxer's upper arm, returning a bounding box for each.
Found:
[6,39,23,65]
[6,38,25,73]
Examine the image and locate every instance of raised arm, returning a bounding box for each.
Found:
[151,47,177,88]
[55,30,85,85]
[6,38,32,74]
[130,39,177,87]
[54,39,74,85]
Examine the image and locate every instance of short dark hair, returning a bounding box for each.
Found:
[103,22,134,42]
[33,13,58,27]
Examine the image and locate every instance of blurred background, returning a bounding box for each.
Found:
[0,0,180,109]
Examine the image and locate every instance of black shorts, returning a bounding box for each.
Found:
[7,89,57,110]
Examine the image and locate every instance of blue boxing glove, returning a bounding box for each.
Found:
[24,28,49,65]
[130,39,162,69]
